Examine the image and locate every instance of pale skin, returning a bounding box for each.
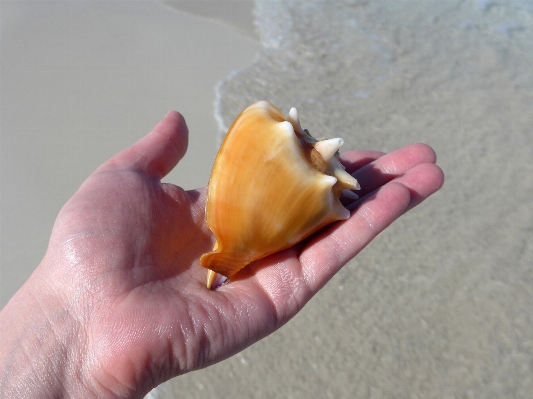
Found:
[0,111,444,398]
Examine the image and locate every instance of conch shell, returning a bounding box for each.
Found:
[200,101,359,288]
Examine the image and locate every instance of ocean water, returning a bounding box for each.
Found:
[216,0,533,146]
[205,1,533,398]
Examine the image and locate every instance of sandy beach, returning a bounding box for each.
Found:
[2,1,532,398]
[1,0,257,305]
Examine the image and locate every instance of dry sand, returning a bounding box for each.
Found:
[0,0,257,305]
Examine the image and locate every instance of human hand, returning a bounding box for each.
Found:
[0,112,443,398]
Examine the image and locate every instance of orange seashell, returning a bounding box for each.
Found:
[200,101,359,288]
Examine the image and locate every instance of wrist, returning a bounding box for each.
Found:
[0,264,104,398]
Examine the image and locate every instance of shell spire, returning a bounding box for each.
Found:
[200,101,359,288]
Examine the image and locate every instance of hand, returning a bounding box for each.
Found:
[0,112,443,398]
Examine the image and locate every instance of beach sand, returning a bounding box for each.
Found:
[0,0,257,305]
[2,1,532,398]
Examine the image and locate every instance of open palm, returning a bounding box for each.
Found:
[3,111,443,398]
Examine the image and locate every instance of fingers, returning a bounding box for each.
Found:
[351,143,437,197]
[100,111,189,180]
[300,182,411,292]
[209,143,443,335]
[390,162,444,213]
[300,143,444,293]
[346,145,444,212]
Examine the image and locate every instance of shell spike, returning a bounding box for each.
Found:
[330,156,360,190]
[287,107,304,135]
[313,138,344,163]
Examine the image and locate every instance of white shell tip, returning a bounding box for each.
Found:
[287,107,304,134]
[313,138,344,163]
[336,169,360,190]
[336,204,351,220]
[322,175,338,188]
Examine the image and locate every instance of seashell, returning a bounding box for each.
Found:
[200,101,360,288]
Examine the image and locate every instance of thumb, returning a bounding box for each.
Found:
[102,111,189,180]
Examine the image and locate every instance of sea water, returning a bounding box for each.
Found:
[216,0,533,147]
[209,1,533,398]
